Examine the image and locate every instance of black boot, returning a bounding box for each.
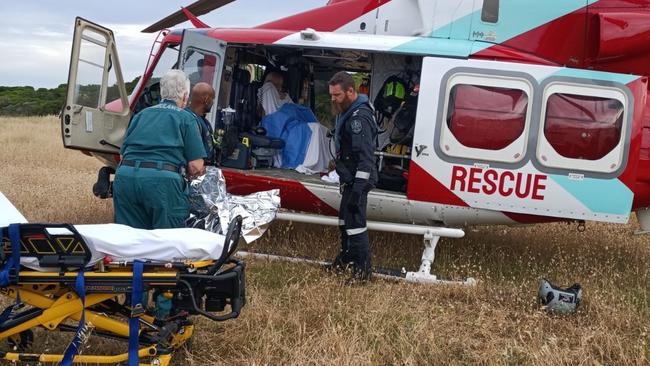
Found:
[93,166,115,199]
[347,231,372,283]
[326,251,351,274]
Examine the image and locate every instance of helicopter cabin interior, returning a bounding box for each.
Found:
[131,38,627,198]
[174,42,426,195]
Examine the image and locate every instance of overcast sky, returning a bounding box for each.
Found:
[0,1,325,88]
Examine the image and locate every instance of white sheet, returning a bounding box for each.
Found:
[0,192,28,227]
[257,82,293,115]
[1,192,227,271]
[295,123,332,174]
[75,224,226,264]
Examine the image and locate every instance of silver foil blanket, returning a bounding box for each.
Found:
[188,167,281,243]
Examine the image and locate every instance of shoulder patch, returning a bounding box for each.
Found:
[351,119,363,134]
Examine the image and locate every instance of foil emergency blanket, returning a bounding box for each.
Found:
[189,167,280,243]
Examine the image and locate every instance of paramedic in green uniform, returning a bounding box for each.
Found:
[113,70,206,229]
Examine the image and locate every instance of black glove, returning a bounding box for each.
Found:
[335,160,354,185]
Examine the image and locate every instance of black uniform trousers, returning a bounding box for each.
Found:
[337,184,371,274]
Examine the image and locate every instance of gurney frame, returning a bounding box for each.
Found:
[0,217,245,365]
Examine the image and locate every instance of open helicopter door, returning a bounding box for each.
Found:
[409,56,641,224]
[178,29,227,125]
[62,17,130,154]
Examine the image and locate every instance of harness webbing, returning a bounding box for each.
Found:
[60,269,86,366]
[1,224,22,287]
[0,224,23,326]
[129,261,144,365]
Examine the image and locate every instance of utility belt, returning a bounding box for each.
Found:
[120,160,181,174]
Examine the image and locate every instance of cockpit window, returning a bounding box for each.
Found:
[133,45,179,112]
[146,45,179,89]
[482,0,499,23]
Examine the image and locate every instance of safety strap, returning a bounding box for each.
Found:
[129,261,144,365]
[60,269,86,366]
[0,224,23,326]
[0,224,22,286]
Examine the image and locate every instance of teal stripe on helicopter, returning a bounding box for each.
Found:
[550,68,639,86]
[391,0,600,57]
[550,175,633,217]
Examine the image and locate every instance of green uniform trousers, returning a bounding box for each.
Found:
[113,165,189,229]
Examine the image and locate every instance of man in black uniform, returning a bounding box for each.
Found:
[186,82,216,164]
[329,71,378,281]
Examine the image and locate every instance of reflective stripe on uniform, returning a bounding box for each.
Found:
[355,171,370,180]
[346,227,367,236]
[338,219,345,226]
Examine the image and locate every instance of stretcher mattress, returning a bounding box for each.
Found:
[1,192,226,271]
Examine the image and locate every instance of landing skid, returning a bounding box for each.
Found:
[252,212,476,286]
[402,231,476,285]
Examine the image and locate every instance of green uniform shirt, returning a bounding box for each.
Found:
[121,99,206,166]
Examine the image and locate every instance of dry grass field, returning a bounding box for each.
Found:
[0,116,649,365]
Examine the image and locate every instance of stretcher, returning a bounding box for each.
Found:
[0,215,245,365]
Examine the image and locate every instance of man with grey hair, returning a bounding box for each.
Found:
[113,70,206,229]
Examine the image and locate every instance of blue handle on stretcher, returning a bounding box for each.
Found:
[0,224,22,287]
[0,225,23,327]
[129,261,144,366]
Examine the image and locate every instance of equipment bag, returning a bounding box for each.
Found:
[377,166,408,193]
[389,92,419,146]
[374,75,407,119]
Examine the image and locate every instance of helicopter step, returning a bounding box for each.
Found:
[264,212,475,285]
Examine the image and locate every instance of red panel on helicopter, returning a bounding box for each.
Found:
[472,6,588,67]
[257,0,391,32]
[406,162,469,207]
[448,85,527,151]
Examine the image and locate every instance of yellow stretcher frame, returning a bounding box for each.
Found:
[0,218,245,365]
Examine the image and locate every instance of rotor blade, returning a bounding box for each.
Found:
[181,7,210,28]
[141,0,235,33]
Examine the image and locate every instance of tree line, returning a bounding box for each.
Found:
[0,78,140,117]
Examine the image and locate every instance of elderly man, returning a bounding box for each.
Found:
[113,70,206,229]
[187,82,216,164]
[257,71,293,115]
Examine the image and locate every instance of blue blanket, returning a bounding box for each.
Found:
[261,104,316,169]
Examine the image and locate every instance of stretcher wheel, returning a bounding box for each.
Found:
[7,330,33,351]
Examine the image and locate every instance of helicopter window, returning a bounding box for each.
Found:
[74,29,109,109]
[447,84,528,151]
[437,68,534,165]
[184,48,218,90]
[537,81,628,175]
[146,45,179,90]
[481,0,499,23]
[133,45,179,113]
[105,54,126,113]
[544,94,624,161]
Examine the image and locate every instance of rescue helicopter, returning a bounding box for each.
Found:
[61,0,650,284]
